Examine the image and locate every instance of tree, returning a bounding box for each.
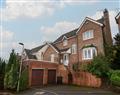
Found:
[87,54,110,78]
[19,66,29,91]
[4,49,19,90]
[111,33,120,70]
[0,58,6,89]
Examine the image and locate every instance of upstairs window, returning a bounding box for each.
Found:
[71,44,77,54]
[83,30,94,40]
[51,54,55,62]
[63,39,68,46]
[82,47,97,60]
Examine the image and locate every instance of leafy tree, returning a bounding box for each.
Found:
[111,33,120,70]
[87,54,111,78]
[0,58,6,89]
[4,49,19,90]
[19,66,29,91]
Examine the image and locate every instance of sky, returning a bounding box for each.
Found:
[0,0,120,59]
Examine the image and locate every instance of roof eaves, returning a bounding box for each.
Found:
[76,17,103,34]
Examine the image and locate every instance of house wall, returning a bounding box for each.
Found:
[77,20,104,62]
[43,45,59,63]
[55,37,78,69]
[25,60,58,86]
[72,71,101,87]
[23,60,69,86]
[116,16,120,33]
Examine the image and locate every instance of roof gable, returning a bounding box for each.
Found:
[47,43,59,53]
[76,17,103,34]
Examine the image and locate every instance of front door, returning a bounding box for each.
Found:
[63,54,69,66]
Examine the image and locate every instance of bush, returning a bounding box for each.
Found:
[19,67,29,91]
[87,54,110,78]
[110,70,120,87]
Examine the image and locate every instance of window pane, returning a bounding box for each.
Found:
[83,30,94,40]
[88,49,91,58]
[85,50,87,58]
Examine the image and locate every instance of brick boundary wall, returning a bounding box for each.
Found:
[72,71,102,87]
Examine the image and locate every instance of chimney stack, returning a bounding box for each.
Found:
[103,8,113,45]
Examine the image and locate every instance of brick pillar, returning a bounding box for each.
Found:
[43,68,48,85]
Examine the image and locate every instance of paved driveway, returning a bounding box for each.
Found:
[17,85,119,95]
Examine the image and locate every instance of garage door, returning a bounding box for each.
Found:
[31,69,44,86]
[48,70,56,84]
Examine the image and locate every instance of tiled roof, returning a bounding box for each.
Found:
[96,17,104,24]
[54,28,78,43]
[24,49,37,59]
[50,43,60,52]
[59,48,70,52]
[30,44,45,53]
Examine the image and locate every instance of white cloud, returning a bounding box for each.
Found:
[1,0,56,20]
[59,0,98,8]
[40,21,79,41]
[0,26,14,49]
[90,10,119,37]
[1,0,99,20]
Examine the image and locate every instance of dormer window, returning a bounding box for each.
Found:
[63,36,68,46]
[83,30,94,40]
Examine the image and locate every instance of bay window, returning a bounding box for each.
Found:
[82,47,97,60]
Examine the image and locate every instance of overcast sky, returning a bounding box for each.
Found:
[0,0,120,59]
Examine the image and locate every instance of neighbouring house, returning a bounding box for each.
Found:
[115,12,120,33]
[23,9,112,87]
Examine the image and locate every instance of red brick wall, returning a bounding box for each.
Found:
[72,71,101,87]
[55,37,78,69]
[77,20,104,62]
[43,46,59,63]
[57,64,69,84]
[24,60,58,86]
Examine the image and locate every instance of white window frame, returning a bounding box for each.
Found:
[63,54,69,66]
[83,30,94,40]
[82,47,97,60]
[71,44,77,54]
[63,39,68,46]
[51,54,55,62]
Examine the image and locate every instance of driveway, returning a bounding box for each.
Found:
[17,85,119,95]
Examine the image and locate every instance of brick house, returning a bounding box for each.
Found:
[23,9,112,87]
[115,12,120,33]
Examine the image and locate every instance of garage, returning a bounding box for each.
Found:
[48,69,56,84]
[31,69,44,86]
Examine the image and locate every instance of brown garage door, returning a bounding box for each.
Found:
[48,70,56,84]
[31,69,43,86]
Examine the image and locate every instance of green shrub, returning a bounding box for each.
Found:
[19,67,29,91]
[87,54,110,78]
[110,70,120,87]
